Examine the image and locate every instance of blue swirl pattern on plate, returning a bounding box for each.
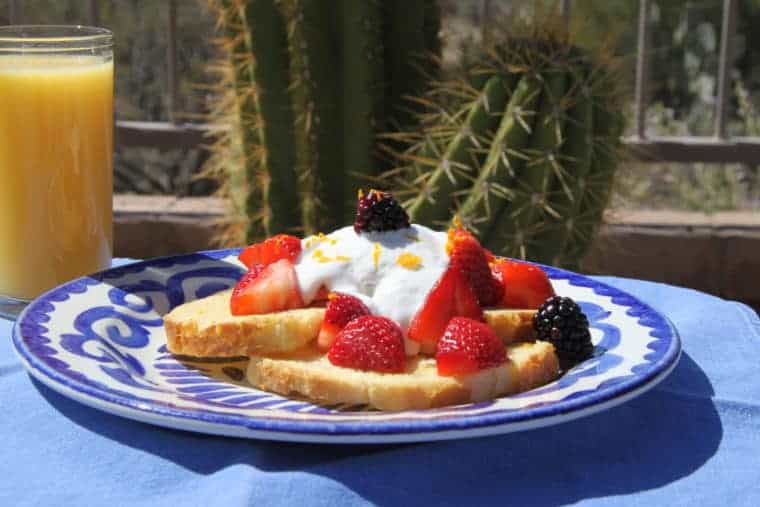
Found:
[11,250,681,441]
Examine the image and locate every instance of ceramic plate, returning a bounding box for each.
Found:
[12,250,680,444]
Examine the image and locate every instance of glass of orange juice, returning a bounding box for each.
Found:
[0,26,113,318]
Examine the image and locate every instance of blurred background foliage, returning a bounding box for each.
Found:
[0,0,757,212]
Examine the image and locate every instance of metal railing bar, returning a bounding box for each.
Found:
[115,121,209,150]
[715,0,737,139]
[167,0,179,124]
[625,135,760,164]
[114,119,760,164]
[89,0,99,26]
[633,0,650,139]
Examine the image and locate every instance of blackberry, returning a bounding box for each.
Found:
[353,189,410,233]
[533,296,593,368]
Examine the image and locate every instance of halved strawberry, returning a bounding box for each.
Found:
[313,286,330,302]
[436,317,506,376]
[407,266,483,346]
[230,259,304,315]
[491,258,555,309]
[238,234,302,269]
[448,228,503,307]
[317,293,371,351]
[483,247,496,264]
[328,316,406,373]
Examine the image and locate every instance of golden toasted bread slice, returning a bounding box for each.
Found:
[164,289,324,357]
[164,289,537,357]
[247,341,559,411]
[484,309,535,342]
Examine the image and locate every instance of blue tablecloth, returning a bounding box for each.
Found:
[1,260,759,506]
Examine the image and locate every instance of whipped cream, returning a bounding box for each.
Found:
[295,225,450,352]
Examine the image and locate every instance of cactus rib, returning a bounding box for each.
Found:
[454,73,540,233]
[215,0,267,240]
[383,0,433,131]
[407,74,514,226]
[239,0,300,238]
[339,0,385,222]
[282,0,342,234]
[484,70,568,259]
[564,92,624,268]
[530,69,594,265]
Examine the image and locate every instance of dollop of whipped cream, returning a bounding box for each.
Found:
[295,224,449,352]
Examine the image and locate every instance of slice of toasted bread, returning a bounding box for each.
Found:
[484,309,535,342]
[164,290,536,357]
[164,289,324,357]
[247,341,559,411]
[164,289,537,357]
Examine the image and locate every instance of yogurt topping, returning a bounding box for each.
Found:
[295,224,449,339]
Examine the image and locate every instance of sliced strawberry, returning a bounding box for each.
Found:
[483,247,496,265]
[491,258,555,309]
[313,286,330,302]
[408,266,483,346]
[238,234,302,269]
[328,316,406,373]
[436,317,506,376]
[317,293,371,351]
[448,228,503,307]
[230,259,304,316]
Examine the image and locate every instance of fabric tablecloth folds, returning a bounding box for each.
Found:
[1,259,759,506]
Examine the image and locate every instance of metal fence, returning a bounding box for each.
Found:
[6,0,760,164]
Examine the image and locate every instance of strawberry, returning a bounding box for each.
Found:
[313,286,330,302]
[407,266,483,346]
[491,258,555,309]
[230,259,304,315]
[447,228,503,307]
[436,317,506,376]
[317,293,371,351]
[483,247,496,264]
[328,316,406,373]
[238,234,302,269]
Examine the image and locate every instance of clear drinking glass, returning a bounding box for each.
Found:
[0,26,113,318]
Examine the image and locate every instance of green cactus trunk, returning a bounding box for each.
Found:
[239,0,300,239]
[208,0,441,242]
[454,73,541,237]
[383,0,439,132]
[407,74,515,226]
[487,69,568,259]
[339,0,385,223]
[216,1,266,240]
[562,94,625,269]
[391,22,624,269]
[282,0,343,233]
[530,68,594,266]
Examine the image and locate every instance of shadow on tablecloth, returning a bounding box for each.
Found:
[34,351,721,506]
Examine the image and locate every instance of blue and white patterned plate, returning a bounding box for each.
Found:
[12,250,680,444]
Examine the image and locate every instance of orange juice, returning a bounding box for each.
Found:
[0,55,113,300]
